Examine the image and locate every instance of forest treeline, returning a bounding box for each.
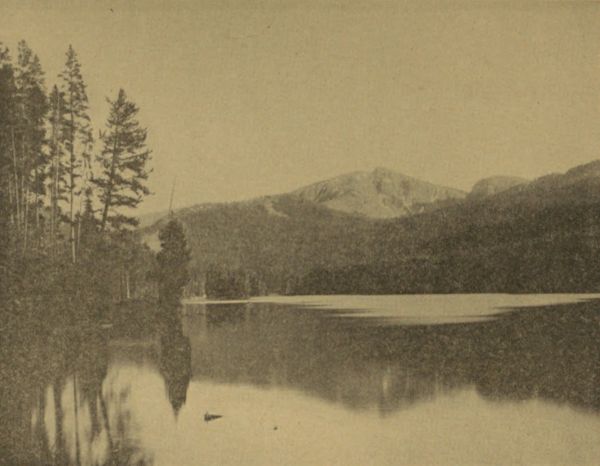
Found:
[146,161,600,297]
[0,40,189,326]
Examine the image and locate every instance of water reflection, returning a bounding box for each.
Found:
[1,297,599,464]
[158,308,192,416]
[0,325,154,465]
[184,300,600,415]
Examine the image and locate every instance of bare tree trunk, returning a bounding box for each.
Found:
[69,104,76,264]
[10,127,20,233]
[50,159,56,252]
[23,187,29,254]
[100,128,119,232]
[20,134,26,243]
[8,173,14,226]
[76,170,86,255]
[50,90,61,256]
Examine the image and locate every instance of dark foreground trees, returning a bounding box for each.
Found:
[0,40,156,327]
[59,45,93,263]
[94,89,151,232]
[156,219,191,306]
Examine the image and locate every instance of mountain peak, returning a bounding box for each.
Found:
[292,168,465,218]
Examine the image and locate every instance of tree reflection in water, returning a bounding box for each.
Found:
[158,305,192,417]
[184,300,600,416]
[1,297,600,464]
[0,319,155,466]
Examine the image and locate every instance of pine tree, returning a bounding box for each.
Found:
[78,187,98,247]
[0,43,16,293]
[156,219,190,306]
[59,45,93,262]
[93,89,151,232]
[48,85,69,246]
[14,41,48,249]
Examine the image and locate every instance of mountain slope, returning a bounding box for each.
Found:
[142,194,379,292]
[142,160,600,295]
[292,167,466,218]
[468,175,529,200]
[307,160,600,294]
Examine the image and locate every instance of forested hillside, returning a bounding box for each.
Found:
[143,195,379,294]
[304,160,600,293]
[142,160,600,296]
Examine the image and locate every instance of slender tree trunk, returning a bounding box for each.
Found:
[50,158,56,251]
[125,268,131,300]
[100,129,119,231]
[34,167,40,250]
[8,173,14,226]
[34,167,39,230]
[20,173,25,234]
[20,133,26,242]
[10,127,19,233]
[53,156,60,256]
[76,168,86,254]
[69,102,76,263]
[23,187,28,253]
[50,91,60,255]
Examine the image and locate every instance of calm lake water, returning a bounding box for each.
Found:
[3,294,600,465]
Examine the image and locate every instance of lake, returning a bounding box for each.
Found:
[3,294,600,465]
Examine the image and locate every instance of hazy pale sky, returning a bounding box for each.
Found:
[2,0,600,214]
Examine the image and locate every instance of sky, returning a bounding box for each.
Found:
[1,0,600,214]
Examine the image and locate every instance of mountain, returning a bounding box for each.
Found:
[292,167,466,218]
[468,175,529,200]
[302,159,600,294]
[139,167,463,229]
[141,160,600,295]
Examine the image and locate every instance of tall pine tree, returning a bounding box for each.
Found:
[94,89,151,232]
[156,219,190,306]
[14,41,48,249]
[59,45,93,262]
[0,43,16,294]
[48,85,69,247]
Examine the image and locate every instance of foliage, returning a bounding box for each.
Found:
[94,89,151,232]
[59,44,94,262]
[47,85,69,231]
[156,219,190,306]
[0,39,156,330]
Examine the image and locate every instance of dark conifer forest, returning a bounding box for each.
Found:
[0,41,176,328]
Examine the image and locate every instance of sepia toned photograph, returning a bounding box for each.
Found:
[1,1,600,464]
